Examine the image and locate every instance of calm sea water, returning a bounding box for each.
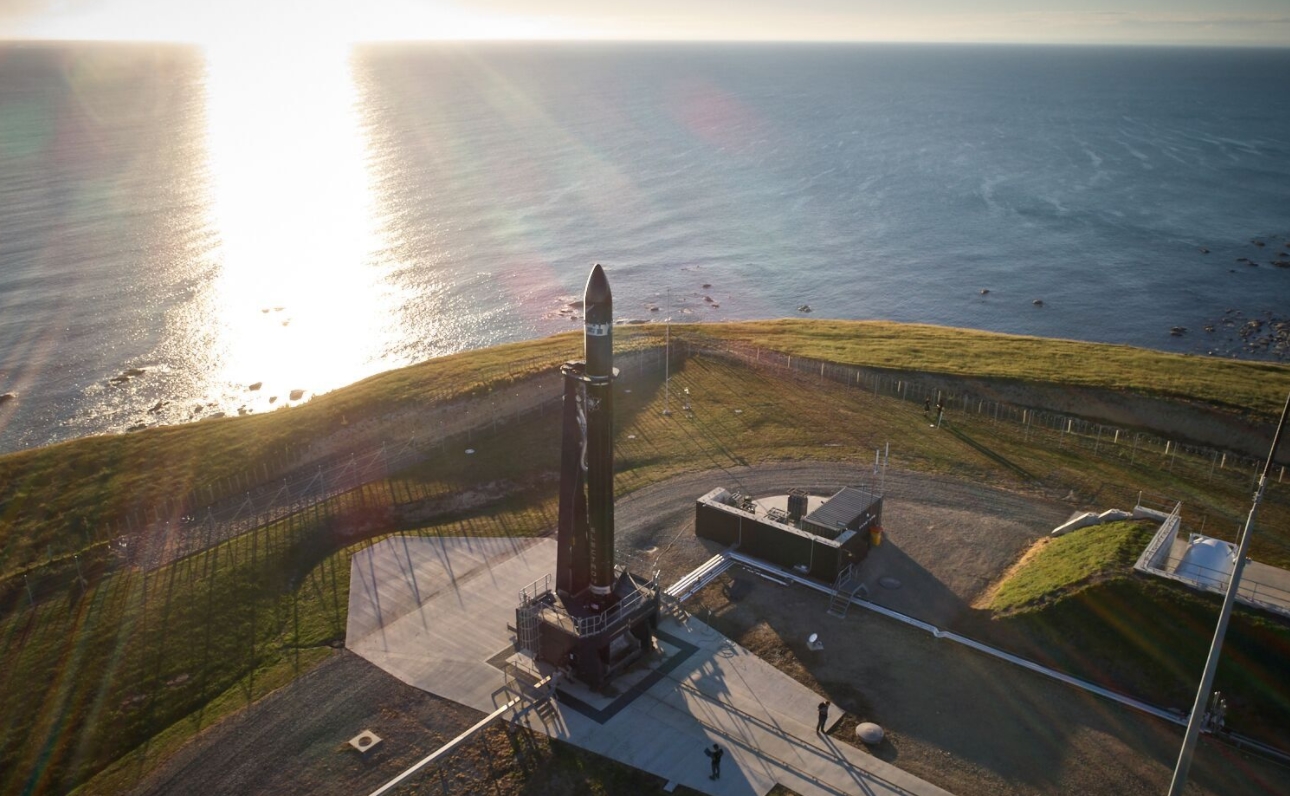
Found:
[1,42,1288,452]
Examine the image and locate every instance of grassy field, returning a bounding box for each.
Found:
[1,320,1289,794]
[692,319,1290,416]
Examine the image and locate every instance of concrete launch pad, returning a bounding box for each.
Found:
[347,535,951,796]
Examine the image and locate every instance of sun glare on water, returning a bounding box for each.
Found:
[194,38,399,410]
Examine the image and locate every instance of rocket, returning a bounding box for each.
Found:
[556,264,618,604]
[582,264,615,597]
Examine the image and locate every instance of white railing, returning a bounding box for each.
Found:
[519,574,552,605]
[1134,502,1182,573]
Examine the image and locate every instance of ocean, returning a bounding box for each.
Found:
[1,41,1288,453]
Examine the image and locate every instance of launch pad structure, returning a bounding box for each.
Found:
[514,264,660,690]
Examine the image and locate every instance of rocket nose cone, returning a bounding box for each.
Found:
[584,263,612,307]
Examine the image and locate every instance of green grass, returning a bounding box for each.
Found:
[987,577,1290,747]
[989,521,1157,613]
[972,519,1290,747]
[2,321,1290,794]
[0,328,676,582]
[689,319,1290,416]
[5,320,1289,583]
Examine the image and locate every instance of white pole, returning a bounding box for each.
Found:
[662,292,672,417]
[882,442,889,495]
[1168,391,1290,796]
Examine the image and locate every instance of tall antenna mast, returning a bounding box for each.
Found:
[662,288,672,417]
[1168,390,1290,795]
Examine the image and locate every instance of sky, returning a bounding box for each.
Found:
[1,0,1288,46]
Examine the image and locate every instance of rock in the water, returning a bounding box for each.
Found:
[148,400,166,413]
[1032,299,1044,306]
[856,722,885,744]
[0,392,15,404]
[248,381,262,391]
[289,389,305,400]
[1170,326,1187,336]
[798,304,812,313]
[1199,247,1209,254]
[980,288,990,295]
[124,368,146,377]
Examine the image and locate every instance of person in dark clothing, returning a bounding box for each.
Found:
[705,743,723,779]
[817,701,829,733]
[923,397,931,416]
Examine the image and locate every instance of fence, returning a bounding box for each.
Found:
[2,346,672,607]
[691,337,1288,492]
[6,332,1286,608]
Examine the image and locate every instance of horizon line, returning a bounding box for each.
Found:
[3,36,1289,50]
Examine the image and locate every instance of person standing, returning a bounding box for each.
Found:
[817,701,830,733]
[923,396,931,416]
[705,743,723,779]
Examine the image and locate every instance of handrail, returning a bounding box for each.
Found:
[368,674,555,796]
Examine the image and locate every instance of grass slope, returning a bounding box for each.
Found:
[990,520,1156,613]
[981,524,1290,748]
[691,319,1290,415]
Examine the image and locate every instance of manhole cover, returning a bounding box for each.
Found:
[878,576,902,590]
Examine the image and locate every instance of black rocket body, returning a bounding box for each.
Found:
[582,264,616,597]
[528,263,660,689]
[555,264,618,604]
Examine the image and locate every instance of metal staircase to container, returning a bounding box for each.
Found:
[827,563,868,619]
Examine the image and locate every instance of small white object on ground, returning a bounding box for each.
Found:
[349,730,382,753]
[856,722,885,744]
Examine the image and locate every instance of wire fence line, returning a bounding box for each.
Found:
[6,332,1286,605]
[688,337,1288,494]
[3,346,671,606]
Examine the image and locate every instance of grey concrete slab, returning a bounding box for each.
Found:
[347,535,554,711]
[348,535,950,796]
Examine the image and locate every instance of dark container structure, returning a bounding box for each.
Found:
[695,486,881,582]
